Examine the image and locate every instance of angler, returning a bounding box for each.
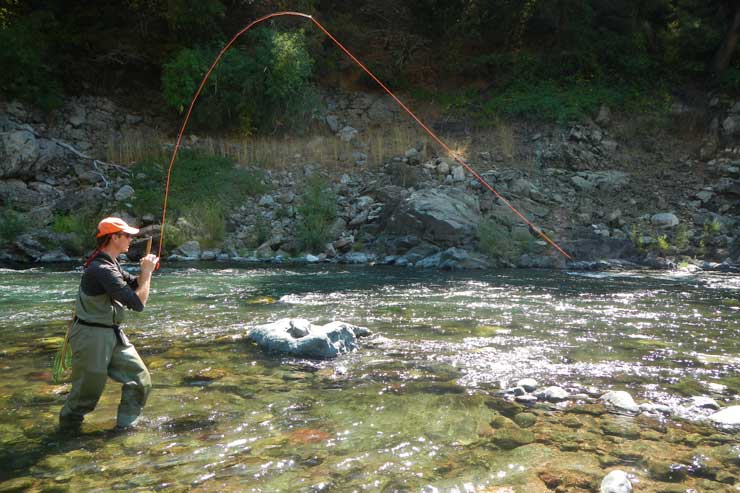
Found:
[59,217,159,431]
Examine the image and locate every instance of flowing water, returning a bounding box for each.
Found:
[1,264,739,492]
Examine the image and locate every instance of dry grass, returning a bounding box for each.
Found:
[495,118,516,160]
[105,129,168,164]
[108,123,490,176]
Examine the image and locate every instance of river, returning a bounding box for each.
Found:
[1,264,738,492]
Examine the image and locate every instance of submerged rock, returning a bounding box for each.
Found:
[248,318,371,359]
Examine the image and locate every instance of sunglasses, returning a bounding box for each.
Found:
[118,233,134,239]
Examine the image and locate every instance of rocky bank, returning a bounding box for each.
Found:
[1,92,739,271]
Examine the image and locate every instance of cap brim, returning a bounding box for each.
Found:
[122,226,140,235]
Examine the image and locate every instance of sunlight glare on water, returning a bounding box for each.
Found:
[0,263,738,491]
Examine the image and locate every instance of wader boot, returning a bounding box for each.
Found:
[59,285,152,429]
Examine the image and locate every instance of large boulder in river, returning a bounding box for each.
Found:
[248,318,371,359]
[384,186,481,246]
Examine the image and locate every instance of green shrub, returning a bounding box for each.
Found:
[162,27,317,134]
[51,212,98,254]
[295,175,336,253]
[630,225,645,253]
[477,219,535,263]
[480,80,638,123]
[673,224,689,251]
[655,235,670,255]
[0,207,28,245]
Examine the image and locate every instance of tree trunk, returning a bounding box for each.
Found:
[712,0,740,75]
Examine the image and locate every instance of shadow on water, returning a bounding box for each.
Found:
[0,425,126,482]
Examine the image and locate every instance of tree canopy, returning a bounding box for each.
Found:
[0,0,737,126]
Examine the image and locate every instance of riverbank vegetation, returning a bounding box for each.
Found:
[1,1,737,127]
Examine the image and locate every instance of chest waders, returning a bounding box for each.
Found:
[59,286,152,429]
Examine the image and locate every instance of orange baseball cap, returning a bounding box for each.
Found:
[96,217,140,238]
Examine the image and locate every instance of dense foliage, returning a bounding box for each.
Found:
[162,28,317,133]
[0,0,737,125]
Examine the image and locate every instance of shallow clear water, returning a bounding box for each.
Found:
[1,264,739,492]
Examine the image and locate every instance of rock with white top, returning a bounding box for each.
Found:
[601,391,639,414]
[709,406,740,427]
[600,470,632,493]
[248,318,371,359]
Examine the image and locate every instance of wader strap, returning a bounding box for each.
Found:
[73,316,125,345]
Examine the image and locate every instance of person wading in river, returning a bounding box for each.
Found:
[59,217,159,431]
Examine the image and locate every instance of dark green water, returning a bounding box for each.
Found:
[1,264,739,492]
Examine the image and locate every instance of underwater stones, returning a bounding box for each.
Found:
[600,470,632,493]
[600,416,641,439]
[709,405,740,427]
[491,427,535,450]
[485,398,526,418]
[183,368,228,384]
[647,458,688,482]
[0,477,36,493]
[538,468,597,492]
[600,391,639,414]
[287,428,332,445]
[248,318,371,359]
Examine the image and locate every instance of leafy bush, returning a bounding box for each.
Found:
[52,212,98,254]
[162,27,318,134]
[655,235,670,255]
[477,219,535,263]
[0,207,28,245]
[295,175,336,253]
[481,80,638,123]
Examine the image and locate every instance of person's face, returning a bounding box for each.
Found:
[113,232,134,253]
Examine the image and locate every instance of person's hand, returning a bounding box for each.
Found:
[140,254,159,275]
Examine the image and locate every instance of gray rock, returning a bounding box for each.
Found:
[600,470,632,493]
[338,126,358,142]
[326,115,339,133]
[385,186,481,246]
[695,190,713,203]
[639,403,673,415]
[175,240,201,258]
[341,252,375,264]
[690,396,720,410]
[201,250,218,261]
[13,234,45,261]
[258,194,275,207]
[114,185,135,202]
[516,378,538,392]
[248,318,371,359]
[650,212,679,229]
[537,386,569,402]
[451,165,466,181]
[601,390,639,414]
[39,251,72,262]
[0,129,40,178]
[709,406,740,427]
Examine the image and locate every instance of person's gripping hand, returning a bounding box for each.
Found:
[140,254,159,275]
